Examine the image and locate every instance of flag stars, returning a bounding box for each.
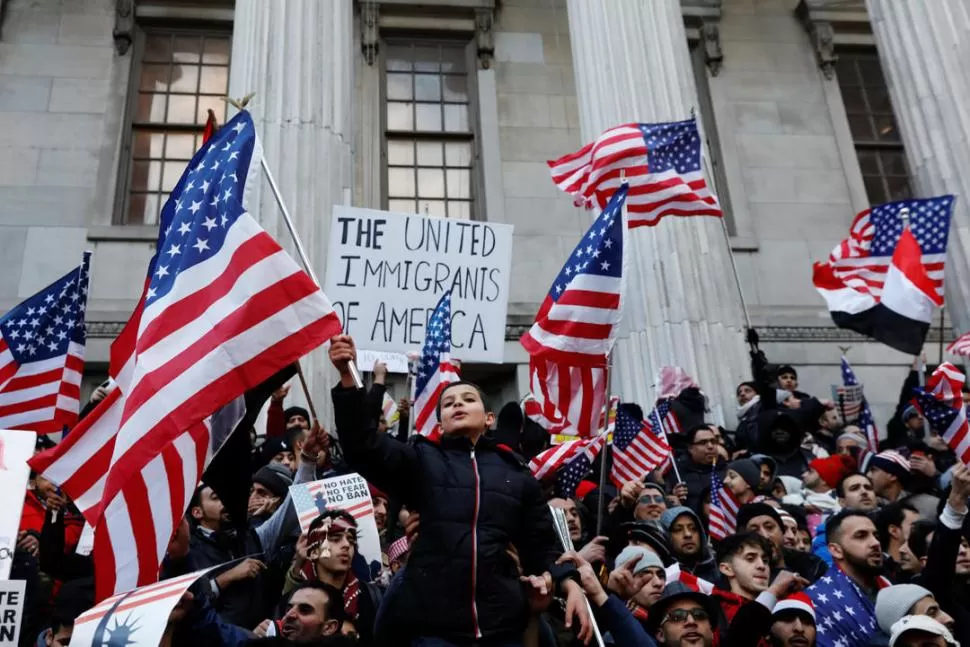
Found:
[178,221,192,236]
[166,244,182,257]
[193,238,210,253]
[155,265,170,279]
[189,201,202,214]
[202,216,218,231]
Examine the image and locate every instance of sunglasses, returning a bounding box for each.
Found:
[638,494,665,504]
[662,607,709,625]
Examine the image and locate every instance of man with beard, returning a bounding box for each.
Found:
[661,506,719,582]
[737,503,827,583]
[769,593,817,647]
[647,582,720,647]
[826,509,886,602]
[550,497,608,564]
[868,450,913,504]
[369,483,389,543]
[252,583,345,642]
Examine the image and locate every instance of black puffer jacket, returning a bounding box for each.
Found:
[332,385,569,643]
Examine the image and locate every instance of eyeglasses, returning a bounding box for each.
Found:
[661,607,709,625]
[638,494,665,504]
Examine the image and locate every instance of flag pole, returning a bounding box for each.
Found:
[899,206,934,439]
[595,354,613,536]
[407,353,418,438]
[258,158,365,393]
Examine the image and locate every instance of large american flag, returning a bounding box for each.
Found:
[610,404,671,486]
[815,196,953,303]
[413,290,460,438]
[806,569,879,647]
[708,465,739,541]
[841,356,879,452]
[547,119,721,228]
[521,186,627,438]
[33,111,343,600]
[0,253,90,433]
[917,363,970,466]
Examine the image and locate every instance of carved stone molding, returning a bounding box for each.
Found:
[113,0,134,55]
[474,7,494,70]
[360,1,379,66]
[701,22,723,76]
[87,321,127,338]
[795,0,873,77]
[806,19,837,79]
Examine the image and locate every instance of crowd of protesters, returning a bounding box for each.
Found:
[10,334,970,647]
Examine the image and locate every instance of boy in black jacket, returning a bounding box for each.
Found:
[328,335,590,646]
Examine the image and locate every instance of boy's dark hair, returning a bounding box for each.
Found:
[827,509,874,546]
[309,509,358,531]
[835,472,871,499]
[874,502,920,548]
[434,380,488,419]
[716,531,773,566]
[51,578,94,633]
[906,519,937,561]
[290,581,346,626]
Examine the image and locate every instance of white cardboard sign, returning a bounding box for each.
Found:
[289,473,382,574]
[0,431,36,581]
[325,206,514,363]
[357,349,410,374]
[0,580,25,644]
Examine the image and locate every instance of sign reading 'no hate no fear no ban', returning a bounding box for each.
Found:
[325,206,514,363]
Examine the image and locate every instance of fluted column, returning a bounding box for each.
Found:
[867,0,970,337]
[229,0,355,419]
[566,0,748,423]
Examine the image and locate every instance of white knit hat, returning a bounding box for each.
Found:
[773,592,815,622]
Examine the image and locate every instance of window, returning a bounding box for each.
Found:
[383,41,474,220]
[120,29,231,225]
[836,50,911,204]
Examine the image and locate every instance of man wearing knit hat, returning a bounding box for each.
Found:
[611,545,667,609]
[806,454,856,492]
[724,458,761,505]
[889,615,959,647]
[868,449,912,504]
[738,502,828,583]
[835,429,868,455]
[876,584,955,637]
[248,462,294,522]
[770,592,817,647]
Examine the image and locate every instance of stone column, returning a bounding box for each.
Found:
[566,0,749,423]
[866,0,970,337]
[229,0,355,420]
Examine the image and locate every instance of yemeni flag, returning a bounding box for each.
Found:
[813,197,953,355]
[815,225,941,354]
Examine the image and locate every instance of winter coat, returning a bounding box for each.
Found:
[665,458,725,515]
[186,525,266,629]
[755,410,815,478]
[332,385,571,644]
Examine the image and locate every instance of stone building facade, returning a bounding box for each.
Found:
[0,0,965,434]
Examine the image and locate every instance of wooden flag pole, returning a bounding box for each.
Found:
[228,93,365,399]
[595,354,613,537]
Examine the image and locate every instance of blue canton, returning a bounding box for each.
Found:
[145,111,257,307]
[841,356,876,443]
[868,196,954,256]
[0,252,90,363]
[613,405,642,452]
[548,185,628,302]
[639,118,703,175]
[555,442,596,499]
[916,391,960,435]
[415,291,453,396]
[807,569,878,647]
[290,483,329,521]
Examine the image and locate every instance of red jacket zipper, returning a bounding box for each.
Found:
[470,447,482,639]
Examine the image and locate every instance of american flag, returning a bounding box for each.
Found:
[840,356,879,452]
[916,363,970,466]
[554,432,607,498]
[708,465,739,541]
[815,196,953,303]
[413,290,460,438]
[610,404,671,486]
[33,111,343,601]
[547,119,721,227]
[654,398,682,437]
[529,433,606,485]
[291,480,375,531]
[947,331,970,359]
[0,253,90,433]
[806,569,879,647]
[521,185,627,438]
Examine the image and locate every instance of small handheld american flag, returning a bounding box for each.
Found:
[840,356,879,453]
[413,290,460,438]
[547,119,721,227]
[0,252,91,433]
[610,403,671,486]
[708,464,739,541]
[916,363,970,466]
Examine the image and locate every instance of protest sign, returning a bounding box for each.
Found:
[0,580,24,644]
[0,430,35,580]
[289,473,382,575]
[358,349,410,374]
[325,206,514,363]
[70,566,219,647]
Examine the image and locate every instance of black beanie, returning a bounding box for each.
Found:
[727,458,761,491]
[736,502,784,532]
[283,406,311,425]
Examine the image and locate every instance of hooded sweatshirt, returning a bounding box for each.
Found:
[660,506,719,583]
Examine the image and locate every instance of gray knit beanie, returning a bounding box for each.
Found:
[875,584,933,634]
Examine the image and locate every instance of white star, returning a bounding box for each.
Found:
[56,330,66,341]
[194,161,206,173]
[26,307,35,316]
[44,294,54,304]
[232,122,245,133]
[47,341,58,351]
[185,180,195,192]
[201,179,211,193]
[166,244,181,257]
[228,172,238,183]
[15,344,24,353]
[228,151,239,161]
[202,216,218,231]
[193,238,210,253]
[175,199,184,213]
[603,239,613,248]
[8,330,18,340]
[223,188,232,201]
[211,160,220,171]
[178,221,192,235]
[210,194,220,207]
[155,265,169,278]
[817,593,829,604]
[146,287,157,299]
[189,201,202,214]
[833,590,844,599]
[222,142,232,151]
[220,214,229,227]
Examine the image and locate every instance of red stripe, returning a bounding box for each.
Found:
[125,475,160,588]
[93,514,118,602]
[0,393,58,417]
[555,290,621,309]
[97,312,341,517]
[123,272,322,424]
[14,418,71,434]
[4,368,64,392]
[111,283,149,379]
[65,353,85,373]
[0,361,18,390]
[138,233,283,351]
[537,318,613,341]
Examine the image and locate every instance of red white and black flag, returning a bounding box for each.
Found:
[813,197,953,355]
